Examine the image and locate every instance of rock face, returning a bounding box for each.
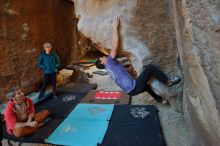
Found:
[172,0,220,145]
[74,0,220,145]
[1,0,220,145]
[0,0,82,100]
[73,0,181,74]
[73,0,183,109]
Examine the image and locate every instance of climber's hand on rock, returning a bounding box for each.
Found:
[113,16,120,30]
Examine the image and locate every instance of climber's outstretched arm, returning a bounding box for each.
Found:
[110,16,120,58]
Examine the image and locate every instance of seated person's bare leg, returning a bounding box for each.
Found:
[12,110,49,138]
[13,125,38,138]
[35,110,50,125]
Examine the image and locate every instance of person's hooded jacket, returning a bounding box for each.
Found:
[37,51,60,73]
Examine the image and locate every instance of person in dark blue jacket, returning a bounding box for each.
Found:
[37,43,60,99]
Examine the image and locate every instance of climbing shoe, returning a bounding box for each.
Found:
[40,116,53,127]
[168,76,181,87]
[162,98,168,105]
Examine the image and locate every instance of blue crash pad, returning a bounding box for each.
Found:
[45,103,114,146]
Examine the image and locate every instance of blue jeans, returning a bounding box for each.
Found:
[38,73,56,99]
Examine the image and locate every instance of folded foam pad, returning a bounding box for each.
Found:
[81,90,130,105]
[45,104,114,146]
[79,59,96,62]
[27,90,52,105]
[45,120,109,146]
[68,103,114,121]
[100,105,165,146]
[2,92,85,143]
[95,91,121,99]
[92,70,108,76]
[57,83,97,93]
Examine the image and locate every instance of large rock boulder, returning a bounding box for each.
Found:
[74,0,220,145]
[73,0,181,74]
[1,0,220,145]
[73,0,183,110]
[172,0,220,145]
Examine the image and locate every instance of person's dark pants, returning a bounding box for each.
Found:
[128,64,169,102]
[38,73,56,99]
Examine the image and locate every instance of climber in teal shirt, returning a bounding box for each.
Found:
[37,43,60,99]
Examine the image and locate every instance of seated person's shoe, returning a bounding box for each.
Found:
[39,116,53,127]
[168,76,181,86]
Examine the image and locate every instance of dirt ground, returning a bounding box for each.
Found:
[2,66,192,146]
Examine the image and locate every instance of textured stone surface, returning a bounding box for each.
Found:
[1,0,220,145]
[73,0,183,111]
[0,0,84,100]
[172,0,220,145]
[74,0,220,145]
[69,68,89,83]
[73,0,181,73]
